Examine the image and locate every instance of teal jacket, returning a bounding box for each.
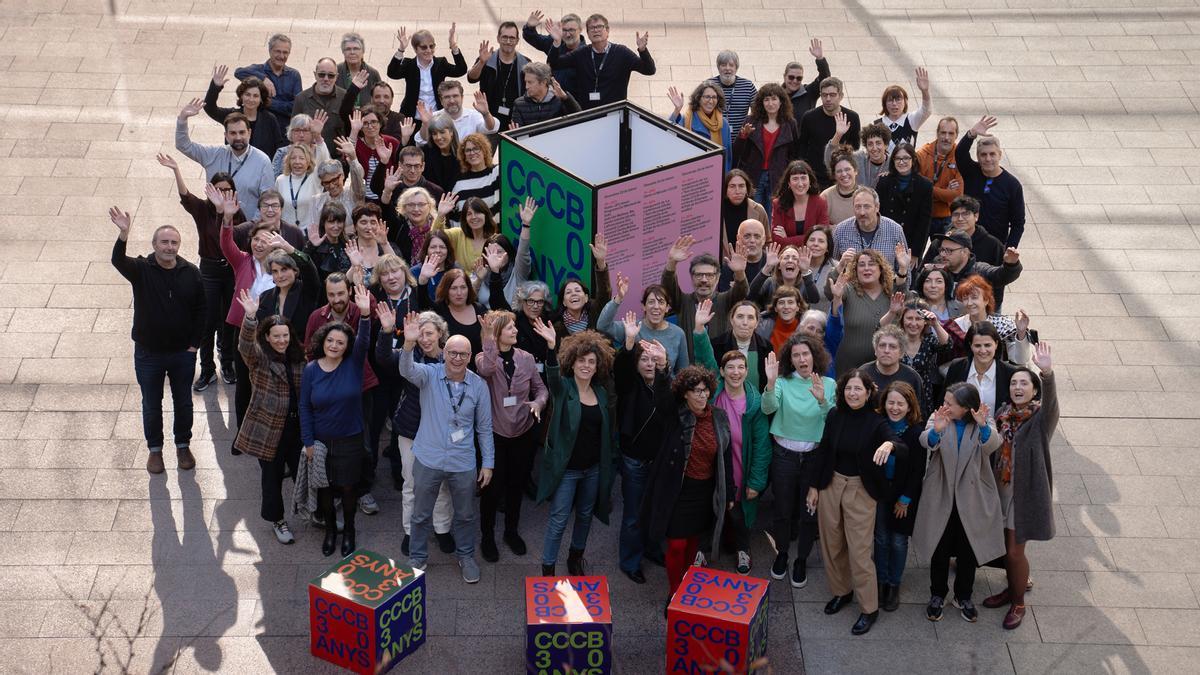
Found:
[536,355,615,525]
[694,331,771,526]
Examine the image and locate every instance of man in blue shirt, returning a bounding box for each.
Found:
[235,33,303,127]
[396,312,494,583]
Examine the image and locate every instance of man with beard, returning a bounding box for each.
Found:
[176,101,274,220]
[661,235,748,360]
[860,325,923,394]
[414,80,499,145]
[706,50,756,134]
[929,229,1022,310]
[797,76,861,188]
[719,219,768,292]
[294,58,348,155]
[916,116,964,237]
[832,187,909,270]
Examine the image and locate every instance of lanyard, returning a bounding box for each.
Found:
[930,150,952,183]
[590,45,610,92]
[856,224,878,251]
[495,59,517,106]
[287,174,309,206]
[228,152,246,178]
[444,379,466,421]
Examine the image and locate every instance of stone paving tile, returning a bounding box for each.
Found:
[1086,571,1199,610]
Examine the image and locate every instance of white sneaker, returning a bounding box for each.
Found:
[693,551,707,567]
[358,493,380,515]
[736,551,751,575]
[272,520,295,545]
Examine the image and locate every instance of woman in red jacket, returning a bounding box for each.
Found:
[770,160,830,247]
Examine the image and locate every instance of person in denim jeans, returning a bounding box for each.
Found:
[873,382,927,612]
[109,206,206,475]
[533,325,617,577]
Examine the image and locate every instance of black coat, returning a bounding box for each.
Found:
[111,240,206,353]
[386,52,469,118]
[733,120,800,197]
[711,331,772,391]
[943,357,1018,414]
[613,348,664,463]
[811,407,907,502]
[880,423,925,535]
[876,172,934,262]
[254,251,321,334]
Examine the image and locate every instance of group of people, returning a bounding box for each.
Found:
[115,14,1058,638]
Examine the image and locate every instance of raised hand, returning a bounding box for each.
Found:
[970,114,998,138]
[889,290,905,316]
[895,242,912,271]
[212,64,229,88]
[345,239,364,267]
[471,254,488,280]
[667,86,684,113]
[694,298,714,332]
[809,38,823,60]
[310,108,329,136]
[763,351,779,387]
[438,192,459,217]
[377,302,397,334]
[589,233,608,267]
[545,17,562,43]
[237,288,260,316]
[725,242,748,274]
[1015,308,1030,338]
[532,316,557,349]
[395,27,409,51]
[834,110,850,138]
[931,404,950,434]
[621,310,639,348]
[375,140,394,165]
[830,264,852,300]
[636,31,649,50]
[763,241,781,273]
[349,109,364,136]
[416,100,433,126]
[418,252,443,282]
[266,232,294,254]
[308,223,323,246]
[640,339,668,370]
[448,22,458,52]
[668,234,694,264]
[550,78,566,100]
[479,311,495,342]
[614,270,630,302]
[155,152,178,170]
[810,374,826,404]
[108,206,132,235]
[402,310,421,344]
[971,403,990,426]
[1032,341,1052,373]
[738,121,755,139]
[838,247,856,272]
[519,195,539,225]
[351,68,370,90]
[179,97,204,119]
[383,166,403,192]
[484,244,508,273]
[915,66,930,94]
[399,116,416,144]
[477,40,494,63]
[473,90,490,114]
[1003,246,1020,265]
[526,9,544,27]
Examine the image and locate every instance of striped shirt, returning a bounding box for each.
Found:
[707,75,757,135]
[450,165,500,227]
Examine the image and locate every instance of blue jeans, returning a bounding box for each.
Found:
[542,465,600,565]
[409,457,477,564]
[753,171,773,223]
[618,456,649,573]
[133,346,196,451]
[873,501,910,586]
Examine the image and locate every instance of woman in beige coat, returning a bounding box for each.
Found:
[913,382,1002,624]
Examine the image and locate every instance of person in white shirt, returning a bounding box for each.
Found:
[873,67,932,149]
[414,81,499,145]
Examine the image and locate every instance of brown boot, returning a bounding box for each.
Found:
[146,452,165,474]
[177,446,196,471]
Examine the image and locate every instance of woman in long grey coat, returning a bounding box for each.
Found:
[982,343,1058,630]
[913,382,1003,623]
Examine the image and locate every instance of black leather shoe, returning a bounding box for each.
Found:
[883,584,900,612]
[541,564,555,576]
[503,531,527,556]
[623,568,647,584]
[481,536,499,563]
[851,611,878,635]
[824,593,854,615]
[221,363,237,384]
[401,535,410,556]
[341,529,356,556]
[567,548,586,576]
[322,530,337,557]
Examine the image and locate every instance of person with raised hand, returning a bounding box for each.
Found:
[668,82,732,171]
[873,66,933,148]
[545,13,655,109]
[691,298,771,575]
[535,323,617,577]
[474,311,548,563]
[388,24,468,120]
[982,343,1058,629]
[205,64,285,156]
[661,233,748,360]
[955,115,1025,247]
[299,282,374,557]
[176,97,275,221]
[110,206,205,475]
[597,272,690,373]
[233,288,306,545]
[234,33,302,125]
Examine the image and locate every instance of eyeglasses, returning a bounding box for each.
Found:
[690,386,710,394]
[464,146,482,154]
[498,36,519,43]
[785,75,804,81]
[940,245,966,254]
[445,350,471,360]
[402,162,423,170]
[586,24,608,31]
[700,95,719,101]
[417,43,436,50]
[320,176,342,187]
[951,211,973,219]
[315,72,337,79]
[525,298,545,306]
[693,271,718,279]
[894,155,912,163]
[261,203,282,211]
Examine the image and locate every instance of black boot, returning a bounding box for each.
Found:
[541,564,555,576]
[883,584,900,612]
[320,490,337,556]
[567,547,586,576]
[341,494,357,556]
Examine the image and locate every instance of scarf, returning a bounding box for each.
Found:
[695,108,724,145]
[993,401,1039,485]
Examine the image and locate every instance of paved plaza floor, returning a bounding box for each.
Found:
[2,0,1200,672]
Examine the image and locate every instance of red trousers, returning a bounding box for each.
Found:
[666,536,700,598]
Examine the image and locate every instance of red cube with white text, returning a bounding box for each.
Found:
[666,567,768,674]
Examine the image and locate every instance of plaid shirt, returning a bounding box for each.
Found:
[832,215,908,269]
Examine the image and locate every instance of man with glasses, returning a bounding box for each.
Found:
[661,235,748,360]
[956,115,1026,247]
[376,146,445,215]
[930,229,1023,309]
[783,39,831,122]
[232,190,308,252]
[176,101,274,221]
[861,325,923,394]
[916,116,965,237]
[389,25,468,121]
[523,10,585,99]
[235,33,302,126]
[303,159,365,235]
[414,81,499,144]
[798,76,861,188]
[294,58,347,155]
[545,13,655,109]
[922,196,1002,266]
[396,315,494,584]
[467,21,531,131]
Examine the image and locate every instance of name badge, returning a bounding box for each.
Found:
[450,428,467,443]
[589,92,601,101]
[497,105,511,116]
[536,363,544,373]
[503,395,518,407]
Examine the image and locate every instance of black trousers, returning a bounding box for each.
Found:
[724,504,751,552]
[769,442,819,562]
[365,384,404,487]
[198,258,235,371]
[259,415,301,522]
[481,426,539,537]
[234,348,251,429]
[930,505,978,601]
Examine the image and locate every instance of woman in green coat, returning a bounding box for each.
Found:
[693,299,771,575]
[530,321,618,578]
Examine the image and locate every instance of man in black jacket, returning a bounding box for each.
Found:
[784,39,831,122]
[931,229,1023,310]
[545,14,655,109]
[109,206,206,475]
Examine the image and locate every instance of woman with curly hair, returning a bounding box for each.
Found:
[734,83,799,210]
[532,325,617,577]
[641,351,737,604]
[828,248,905,376]
[668,82,732,171]
[449,133,500,225]
[769,160,830,247]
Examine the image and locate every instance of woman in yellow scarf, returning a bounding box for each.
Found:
[668,82,732,171]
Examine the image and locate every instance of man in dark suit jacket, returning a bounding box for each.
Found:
[388,26,469,120]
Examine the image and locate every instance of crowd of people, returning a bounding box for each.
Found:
[114,13,1058,637]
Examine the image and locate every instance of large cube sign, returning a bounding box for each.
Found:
[500,102,723,315]
[308,550,426,674]
[525,576,613,674]
[667,568,768,674]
